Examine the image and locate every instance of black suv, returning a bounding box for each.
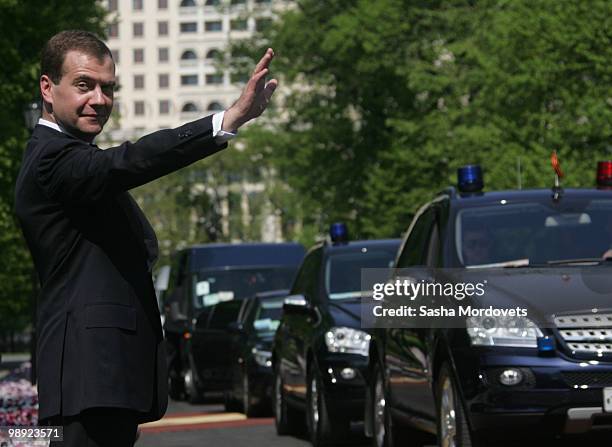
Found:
[366,165,612,446]
[273,225,400,446]
[159,243,305,402]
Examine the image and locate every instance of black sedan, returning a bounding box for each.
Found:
[273,225,400,446]
[225,289,288,416]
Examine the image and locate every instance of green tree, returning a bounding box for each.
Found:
[234,0,612,241]
[0,0,107,349]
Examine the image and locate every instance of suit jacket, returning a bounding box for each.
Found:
[14,116,225,422]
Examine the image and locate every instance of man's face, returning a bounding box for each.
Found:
[41,50,115,142]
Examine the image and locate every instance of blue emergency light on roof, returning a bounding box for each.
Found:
[457,165,484,193]
[330,222,349,245]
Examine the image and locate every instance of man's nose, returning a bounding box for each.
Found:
[89,85,106,105]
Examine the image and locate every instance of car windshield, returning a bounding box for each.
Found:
[325,248,397,300]
[253,300,283,334]
[456,199,612,267]
[193,267,296,308]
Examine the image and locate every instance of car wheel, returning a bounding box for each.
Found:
[168,373,184,401]
[242,370,257,417]
[436,362,473,447]
[307,364,349,447]
[224,390,242,412]
[371,362,393,447]
[274,366,302,435]
[184,365,203,404]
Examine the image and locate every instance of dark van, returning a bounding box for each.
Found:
[157,243,305,402]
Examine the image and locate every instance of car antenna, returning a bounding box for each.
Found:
[551,150,564,202]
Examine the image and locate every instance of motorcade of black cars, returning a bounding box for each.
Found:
[366,162,612,447]
[225,289,288,416]
[157,243,305,403]
[273,224,400,446]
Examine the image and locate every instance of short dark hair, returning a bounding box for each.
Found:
[41,30,113,84]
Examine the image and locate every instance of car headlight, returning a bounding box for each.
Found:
[466,315,543,347]
[325,327,371,356]
[251,347,272,368]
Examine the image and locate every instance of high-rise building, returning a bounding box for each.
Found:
[99,0,279,145]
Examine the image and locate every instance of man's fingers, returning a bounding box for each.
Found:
[252,48,274,76]
[263,79,278,101]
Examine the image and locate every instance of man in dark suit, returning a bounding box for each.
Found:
[14,30,277,446]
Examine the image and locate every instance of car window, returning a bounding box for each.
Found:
[290,248,322,300]
[208,301,242,329]
[456,199,612,266]
[397,208,436,268]
[325,247,397,300]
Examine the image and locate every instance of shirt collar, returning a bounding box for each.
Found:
[38,118,97,146]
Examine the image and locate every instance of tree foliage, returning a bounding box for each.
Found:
[0,0,106,346]
[233,0,612,242]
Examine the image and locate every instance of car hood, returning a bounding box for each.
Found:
[444,267,612,322]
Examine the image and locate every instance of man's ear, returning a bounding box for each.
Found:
[40,74,54,110]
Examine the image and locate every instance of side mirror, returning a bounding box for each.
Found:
[283,294,312,315]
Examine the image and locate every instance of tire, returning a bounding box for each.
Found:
[168,372,184,401]
[274,366,302,435]
[184,365,204,404]
[371,362,393,447]
[242,370,258,417]
[436,362,473,447]
[307,364,349,447]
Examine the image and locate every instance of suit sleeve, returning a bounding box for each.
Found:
[36,116,225,204]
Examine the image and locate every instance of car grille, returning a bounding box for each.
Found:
[562,372,612,388]
[555,313,612,356]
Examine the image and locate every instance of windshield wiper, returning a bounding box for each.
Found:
[547,258,607,266]
[466,258,530,269]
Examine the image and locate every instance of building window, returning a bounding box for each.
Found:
[134,74,145,89]
[205,0,220,4]
[133,22,144,37]
[230,0,246,4]
[255,18,272,32]
[133,0,143,10]
[133,49,144,63]
[108,0,118,11]
[180,50,197,61]
[159,100,170,115]
[180,22,198,33]
[182,102,199,113]
[107,23,119,38]
[158,21,168,36]
[158,0,168,8]
[255,0,272,3]
[111,49,120,64]
[206,49,220,59]
[206,73,223,85]
[207,101,224,111]
[134,101,145,116]
[158,47,169,62]
[230,19,248,31]
[159,74,169,88]
[181,75,198,86]
[205,21,222,32]
[180,0,196,6]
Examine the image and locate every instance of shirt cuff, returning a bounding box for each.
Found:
[212,111,237,144]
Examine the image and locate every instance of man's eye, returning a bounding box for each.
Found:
[77,82,89,90]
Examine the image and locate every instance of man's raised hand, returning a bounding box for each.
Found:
[222,48,278,132]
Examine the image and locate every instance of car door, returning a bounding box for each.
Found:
[386,206,439,419]
[278,247,322,400]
